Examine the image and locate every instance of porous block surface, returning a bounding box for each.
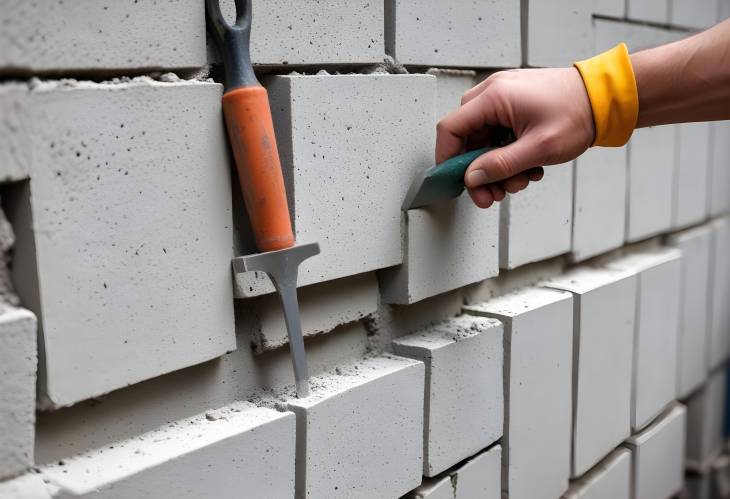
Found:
[562,449,631,499]
[393,316,503,476]
[673,122,710,229]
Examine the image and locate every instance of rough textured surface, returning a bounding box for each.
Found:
[10,79,235,407]
[385,0,520,68]
[216,0,383,66]
[452,445,501,499]
[673,122,711,229]
[287,355,424,499]
[235,74,435,296]
[709,217,730,368]
[39,402,294,498]
[393,316,503,476]
[571,147,627,262]
[710,121,730,216]
[0,307,37,480]
[605,249,682,431]
[500,164,573,269]
[624,404,687,499]
[563,449,631,499]
[544,268,635,478]
[464,287,573,499]
[526,0,592,67]
[667,225,713,398]
[0,0,206,72]
[379,195,499,304]
[243,272,379,353]
[0,84,31,182]
[685,369,726,472]
[627,126,676,242]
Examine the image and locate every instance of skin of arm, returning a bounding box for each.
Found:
[436,18,730,209]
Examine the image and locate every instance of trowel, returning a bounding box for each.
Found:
[207,0,318,397]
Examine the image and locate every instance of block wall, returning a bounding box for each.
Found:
[0,1,728,498]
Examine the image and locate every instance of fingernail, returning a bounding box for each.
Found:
[466,170,488,187]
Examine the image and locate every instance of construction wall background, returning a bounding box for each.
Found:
[1,0,730,498]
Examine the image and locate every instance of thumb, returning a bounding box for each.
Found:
[464,133,548,188]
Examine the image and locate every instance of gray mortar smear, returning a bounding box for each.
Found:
[0,200,20,309]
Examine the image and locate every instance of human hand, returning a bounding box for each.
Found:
[436,67,595,208]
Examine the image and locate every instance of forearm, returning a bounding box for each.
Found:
[632,18,730,128]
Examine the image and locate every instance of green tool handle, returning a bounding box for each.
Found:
[431,147,490,182]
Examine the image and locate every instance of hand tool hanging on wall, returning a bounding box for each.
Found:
[207,0,319,398]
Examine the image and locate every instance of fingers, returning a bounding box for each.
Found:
[464,133,546,188]
[436,89,502,163]
[467,185,494,209]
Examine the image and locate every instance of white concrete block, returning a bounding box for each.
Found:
[670,0,720,29]
[39,402,294,498]
[594,18,675,55]
[627,0,670,24]
[452,445,501,499]
[709,121,730,216]
[379,195,499,304]
[674,122,711,229]
[562,449,631,499]
[216,0,383,66]
[571,146,627,262]
[0,473,52,499]
[667,225,713,398]
[287,355,424,499]
[0,84,31,182]
[235,74,435,297]
[544,268,635,477]
[685,369,726,472]
[709,217,730,368]
[593,0,626,17]
[385,0,521,68]
[721,0,730,20]
[0,307,37,480]
[244,272,379,353]
[406,476,453,499]
[605,249,682,431]
[8,79,235,407]
[526,0,593,67]
[428,69,477,121]
[393,316,503,476]
[500,164,573,269]
[624,404,687,499]
[0,0,205,72]
[626,125,676,242]
[464,287,573,499]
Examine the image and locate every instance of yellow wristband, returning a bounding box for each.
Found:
[574,43,638,147]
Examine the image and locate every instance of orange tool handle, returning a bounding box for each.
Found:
[222,86,295,252]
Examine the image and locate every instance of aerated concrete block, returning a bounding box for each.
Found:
[464,287,573,499]
[500,164,573,269]
[605,249,682,431]
[667,225,713,398]
[674,122,711,229]
[594,18,677,53]
[0,473,52,499]
[0,0,205,72]
[562,449,631,499]
[393,316,503,476]
[593,0,626,17]
[287,355,424,499]
[379,195,499,304]
[544,268,635,477]
[669,0,720,29]
[406,476,453,499]
[235,74,435,298]
[385,0,520,68]
[429,69,477,120]
[8,79,235,407]
[39,403,294,498]
[686,369,726,472]
[216,0,383,66]
[0,307,37,480]
[709,121,730,216]
[627,0,669,24]
[571,147,627,262]
[626,126,675,242]
[244,273,378,353]
[709,218,730,368]
[526,0,593,67]
[624,404,687,499]
[452,445,501,499]
[0,84,31,182]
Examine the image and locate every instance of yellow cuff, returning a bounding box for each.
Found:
[574,43,638,147]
